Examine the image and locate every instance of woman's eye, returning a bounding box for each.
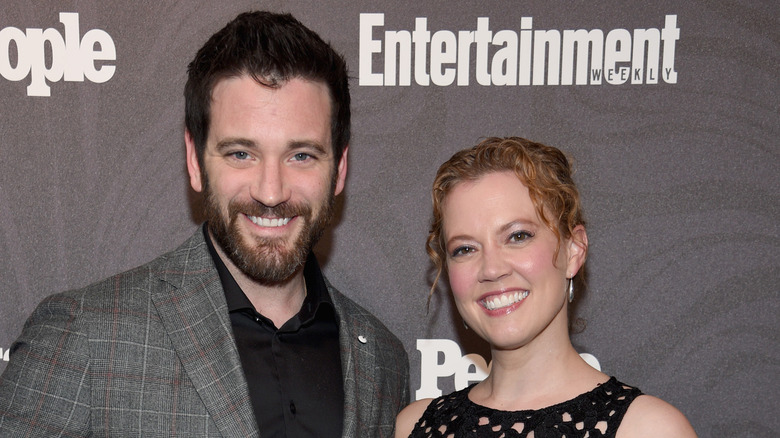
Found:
[509,231,533,242]
[451,246,474,257]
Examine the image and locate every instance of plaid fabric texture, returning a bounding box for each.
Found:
[0,227,409,437]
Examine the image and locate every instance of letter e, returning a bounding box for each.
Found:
[454,353,489,390]
[81,29,116,83]
[416,339,463,399]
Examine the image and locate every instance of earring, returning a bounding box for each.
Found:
[567,277,574,303]
[463,320,469,330]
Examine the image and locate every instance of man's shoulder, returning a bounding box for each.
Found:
[52,228,210,305]
[325,280,405,349]
[326,281,387,325]
[19,227,215,340]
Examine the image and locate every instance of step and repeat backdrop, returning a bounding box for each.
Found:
[1,1,777,435]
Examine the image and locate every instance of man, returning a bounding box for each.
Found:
[0,11,409,437]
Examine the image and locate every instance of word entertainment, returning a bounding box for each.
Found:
[360,14,680,87]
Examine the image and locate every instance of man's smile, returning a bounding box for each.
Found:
[247,215,293,228]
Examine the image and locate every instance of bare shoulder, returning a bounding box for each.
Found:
[617,394,697,438]
[394,398,433,438]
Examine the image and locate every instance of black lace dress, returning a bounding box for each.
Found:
[408,377,642,438]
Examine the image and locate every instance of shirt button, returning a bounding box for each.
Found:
[289,401,296,415]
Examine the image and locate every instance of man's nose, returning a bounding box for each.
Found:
[250,161,290,207]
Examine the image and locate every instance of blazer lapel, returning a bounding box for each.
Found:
[150,229,259,438]
[331,286,377,437]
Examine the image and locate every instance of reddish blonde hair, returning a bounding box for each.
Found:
[427,137,586,293]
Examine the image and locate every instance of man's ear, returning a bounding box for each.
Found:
[333,145,349,196]
[566,225,588,278]
[185,130,203,193]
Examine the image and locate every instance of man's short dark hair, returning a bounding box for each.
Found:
[185,11,350,165]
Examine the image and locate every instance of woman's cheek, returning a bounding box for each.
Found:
[447,263,475,301]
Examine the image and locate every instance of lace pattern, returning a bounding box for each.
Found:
[409,377,642,438]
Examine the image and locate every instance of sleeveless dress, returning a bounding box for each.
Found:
[409,377,642,438]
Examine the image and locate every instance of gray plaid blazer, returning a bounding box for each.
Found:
[0,228,410,437]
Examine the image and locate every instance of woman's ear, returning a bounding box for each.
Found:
[566,225,588,278]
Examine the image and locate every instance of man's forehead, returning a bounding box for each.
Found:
[210,73,332,104]
[206,75,334,153]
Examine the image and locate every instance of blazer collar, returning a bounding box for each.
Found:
[148,227,380,437]
[150,226,259,438]
[329,283,380,437]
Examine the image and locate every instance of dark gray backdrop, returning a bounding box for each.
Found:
[1,1,777,436]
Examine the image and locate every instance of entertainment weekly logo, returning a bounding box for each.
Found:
[0,12,116,97]
[360,14,679,87]
[416,339,601,400]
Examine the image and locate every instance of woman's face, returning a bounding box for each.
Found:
[442,171,586,351]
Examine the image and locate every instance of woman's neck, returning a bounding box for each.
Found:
[471,323,608,411]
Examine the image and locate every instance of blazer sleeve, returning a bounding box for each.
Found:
[0,291,92,436]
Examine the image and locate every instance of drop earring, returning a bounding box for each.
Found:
[567,277,574,303]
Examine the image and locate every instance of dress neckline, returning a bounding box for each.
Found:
[463,376,619,414]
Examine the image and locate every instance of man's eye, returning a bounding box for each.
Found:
[231,151,250,160]
[292,152,312,161]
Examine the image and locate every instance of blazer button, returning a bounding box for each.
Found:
[289,401,296,415]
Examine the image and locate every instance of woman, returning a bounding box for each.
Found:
[396,137,696,437]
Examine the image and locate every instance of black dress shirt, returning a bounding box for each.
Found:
[204,228,344,437]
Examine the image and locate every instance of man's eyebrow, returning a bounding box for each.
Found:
[213,138,331,156]
[288,140,329,156]
[215,137,255,151]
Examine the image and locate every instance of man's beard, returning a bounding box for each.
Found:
[202,181,335,285]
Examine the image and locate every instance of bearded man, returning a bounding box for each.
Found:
[0,11,409,437]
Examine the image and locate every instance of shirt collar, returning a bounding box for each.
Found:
[202,225,334,325]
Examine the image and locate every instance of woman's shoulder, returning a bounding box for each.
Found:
[395,398,433,438]
[618,394,697,438]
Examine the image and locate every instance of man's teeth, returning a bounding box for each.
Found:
[249,216,291,227]
[484,291,529,310]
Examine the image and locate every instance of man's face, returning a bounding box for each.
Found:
[186,75,348,284]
